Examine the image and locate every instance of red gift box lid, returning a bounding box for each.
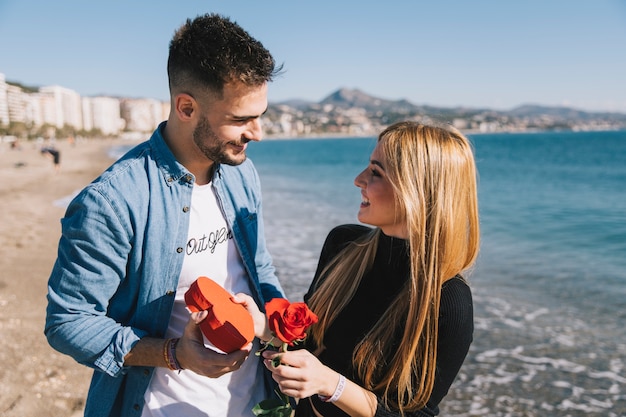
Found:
[184,276,254,353]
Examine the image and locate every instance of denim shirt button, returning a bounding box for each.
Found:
[182,206,189,213]
[143,368,150,376]
[176,247,183,253]
[133,404,141,411]
[166,290,175,296]
[166,177,174,183]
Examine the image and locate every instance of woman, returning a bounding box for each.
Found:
[245,121,479,416]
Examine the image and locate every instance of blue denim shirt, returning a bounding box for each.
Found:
[45,123,284,417]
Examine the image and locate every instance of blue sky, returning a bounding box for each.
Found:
[1,0,625,113]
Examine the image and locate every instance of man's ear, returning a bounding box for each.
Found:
[175,93,195,120]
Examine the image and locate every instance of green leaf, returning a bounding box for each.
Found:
[271,356,282,368]
[251,398,293,417]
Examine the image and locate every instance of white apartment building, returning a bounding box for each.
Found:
[1,72,168,137]
[121,98,168,132]
[6,84,27,124]
[0,73,8,126]
[83,96,125,135]
[81,97,93,132]
[36,92,58,128]
[39,85,83,130]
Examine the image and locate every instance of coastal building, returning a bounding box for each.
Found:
[6,84,28,125]
[120,98,168,132]
[1,72,161,138]
[83,96,125,136]
[0,73,8,126]
[1,82,56,138]
[24,92,44,128]
[39,85,83,131]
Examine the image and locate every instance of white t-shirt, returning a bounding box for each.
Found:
[142,182,266,417]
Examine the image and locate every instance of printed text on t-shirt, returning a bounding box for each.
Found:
[186,227,233,255]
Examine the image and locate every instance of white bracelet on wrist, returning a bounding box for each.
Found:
[318,374,346,403]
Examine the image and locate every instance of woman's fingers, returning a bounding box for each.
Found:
[263,349,315,367]
[262,349,337,399]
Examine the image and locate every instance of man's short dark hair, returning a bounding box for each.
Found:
[167,13,282,95]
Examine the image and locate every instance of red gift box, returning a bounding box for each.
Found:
[184,276,254,353]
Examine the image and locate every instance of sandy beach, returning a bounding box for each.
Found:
[0,137,130,417]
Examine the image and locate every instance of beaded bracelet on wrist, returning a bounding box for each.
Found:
[163,338,182,371]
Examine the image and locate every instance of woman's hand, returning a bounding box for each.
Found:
[262,349,379,417]
[232,293,273,342]
[261,349,339,400]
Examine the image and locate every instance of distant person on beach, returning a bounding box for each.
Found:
[10,138,22,150]
[242,121,479,416]
[40,145,60,173]
[45,13,284,417]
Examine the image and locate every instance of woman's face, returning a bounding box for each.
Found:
[354,142,407,239]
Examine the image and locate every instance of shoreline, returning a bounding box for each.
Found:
[262,125,626,140]
[0,138,122,417]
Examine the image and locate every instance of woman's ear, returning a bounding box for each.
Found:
[174,93,195,120]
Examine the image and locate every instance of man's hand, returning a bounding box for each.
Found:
[124,311,251,377]
[176,310,252,378]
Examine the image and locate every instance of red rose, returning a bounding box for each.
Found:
[265,298,318,346]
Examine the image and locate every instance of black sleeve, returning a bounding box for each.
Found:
[374,277,473,417]
[429,277,473,407]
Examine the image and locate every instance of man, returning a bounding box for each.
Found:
[45,13,284,417]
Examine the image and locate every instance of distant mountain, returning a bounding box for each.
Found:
[319,88,422,113]
[276,88,626,121]
[507,104,626,121]
[268,88,626,134]
[276,88,423,113]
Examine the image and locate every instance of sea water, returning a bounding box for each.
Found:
[107,130,626,415]
[247,130,626,416]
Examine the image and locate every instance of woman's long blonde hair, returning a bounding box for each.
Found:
[307,121,480,413]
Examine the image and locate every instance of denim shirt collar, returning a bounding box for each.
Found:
[150,121,196,186]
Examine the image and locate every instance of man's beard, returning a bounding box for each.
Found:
[193,115,247,166]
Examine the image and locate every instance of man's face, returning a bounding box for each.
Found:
[193,82,268,166]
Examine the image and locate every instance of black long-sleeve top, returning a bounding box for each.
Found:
[297,224,474,417]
